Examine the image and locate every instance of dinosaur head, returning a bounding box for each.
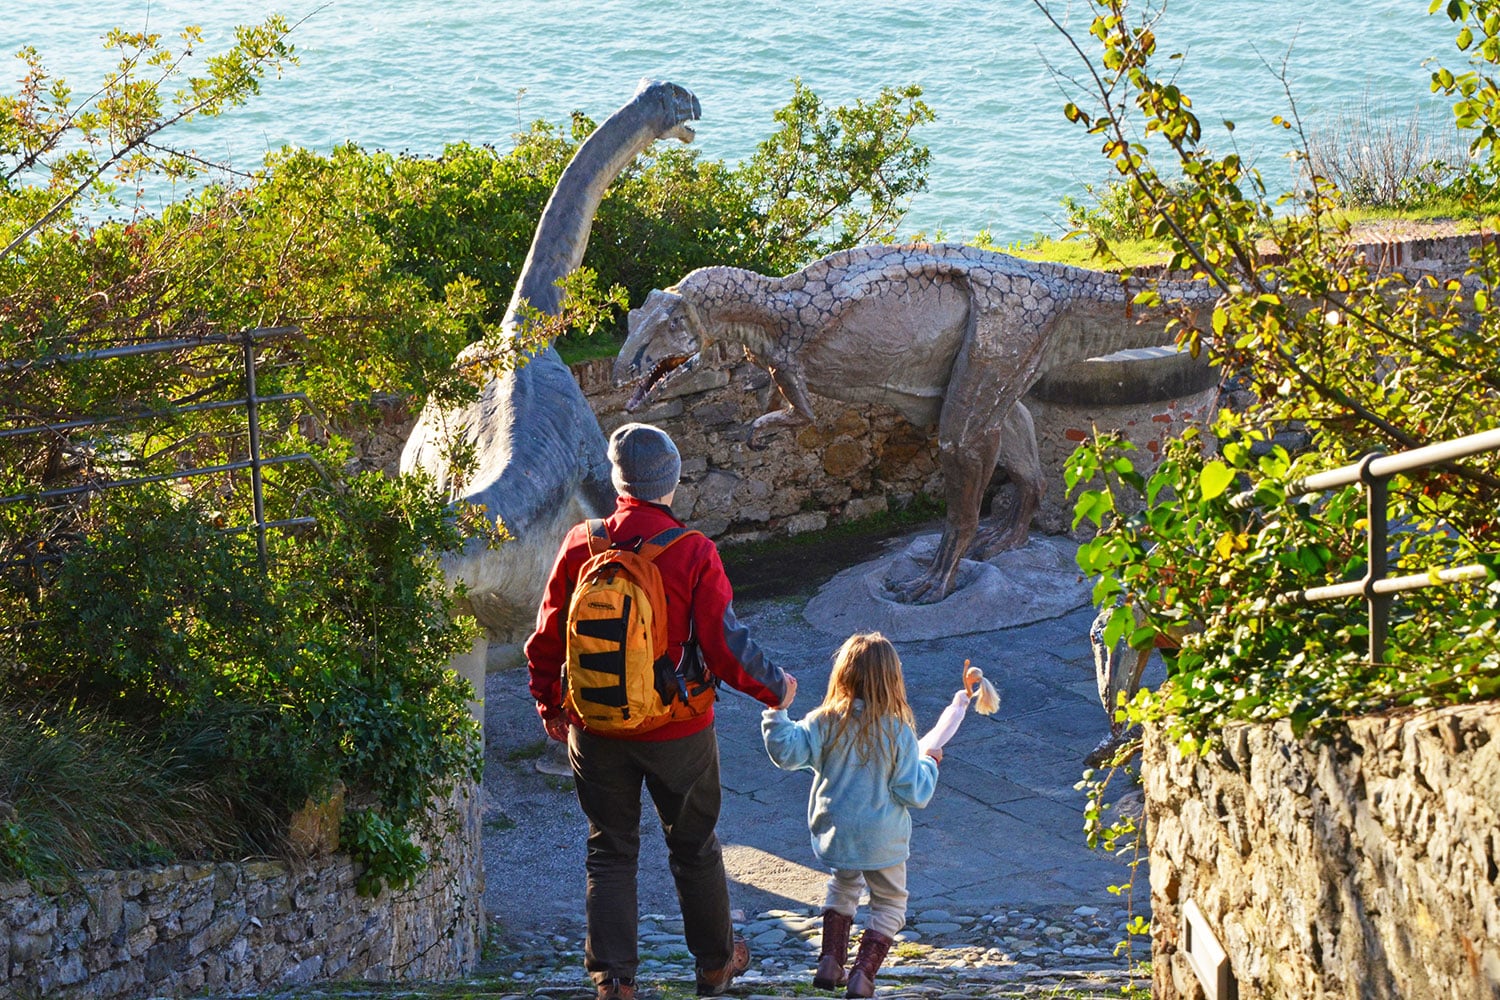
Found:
[615,288,703,411]
[633,79,702,144]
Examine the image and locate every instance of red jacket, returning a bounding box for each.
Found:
[526,496,788,740]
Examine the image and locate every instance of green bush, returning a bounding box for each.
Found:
[0,22,935,893]
[2,474,484,890]
[1048,0,1500,750]
[335,77,933,351]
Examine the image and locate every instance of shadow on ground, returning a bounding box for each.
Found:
[478,524,1159,968]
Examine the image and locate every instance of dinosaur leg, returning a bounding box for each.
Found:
[887,422,1003,604]
[748,355,817,449]
[970,401,1045,558]
[888,304,1045,603]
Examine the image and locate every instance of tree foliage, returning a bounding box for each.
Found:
[1039,0,1500,747]
[338,77,933,349]
[0,19,935,888]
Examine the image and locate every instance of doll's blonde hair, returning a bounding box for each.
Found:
[815,632,915,763]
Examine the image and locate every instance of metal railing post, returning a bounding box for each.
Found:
[242,331,268,571]
[1358,452,1389,665]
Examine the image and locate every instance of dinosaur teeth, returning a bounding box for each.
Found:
[626,355,689,411]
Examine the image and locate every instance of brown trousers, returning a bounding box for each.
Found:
[569,724,735,985]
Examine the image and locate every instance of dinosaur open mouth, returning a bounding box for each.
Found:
[626,354,691,411]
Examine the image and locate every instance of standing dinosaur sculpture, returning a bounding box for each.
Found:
[401,80,701,663]
[615,243,1216,603]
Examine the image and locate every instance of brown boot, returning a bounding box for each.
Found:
[844,929,894,998]
[813,909,854,989]
[695,936,750,996]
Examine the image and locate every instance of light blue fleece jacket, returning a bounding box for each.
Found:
[762,702,939,871]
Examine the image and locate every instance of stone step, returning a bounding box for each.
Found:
[462,905,1147,1000]
[254,965,1140,998]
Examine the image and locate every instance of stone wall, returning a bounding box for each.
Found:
[350,353,1219,548]
[0,784,484,1000]
[574,344,946,542]
[571,343,1219,546]
[1144,703,1500,999]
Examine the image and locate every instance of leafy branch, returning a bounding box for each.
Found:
[1,17,298,262]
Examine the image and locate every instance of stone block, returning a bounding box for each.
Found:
[179,893,214,936]
[124,921,157,958]
[633,398,683,423]
[254,942,288,980]
[143,938,188,981]
[822,439,869,479]
[287,781,345,859]
[783,512,828,536]
[690,399,741,426]
[84,881,124,943]
[658,367,730,400]
[11,929,53,964]
[841,495,889,521]
[141,867,181,891]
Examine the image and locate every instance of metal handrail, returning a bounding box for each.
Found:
[0,326,318,570]
[1275,427,1500,664]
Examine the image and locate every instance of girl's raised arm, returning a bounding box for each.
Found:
[888,722,939,809]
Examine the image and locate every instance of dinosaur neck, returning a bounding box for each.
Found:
[504,93,676,338]
[681,267,792,354]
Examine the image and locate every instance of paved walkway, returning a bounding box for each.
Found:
[476,531,1163,997]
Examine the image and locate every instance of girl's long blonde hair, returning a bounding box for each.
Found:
[814,632,915,763]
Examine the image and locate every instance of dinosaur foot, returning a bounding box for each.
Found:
[882,568,954,605]
[967,524,1030,561]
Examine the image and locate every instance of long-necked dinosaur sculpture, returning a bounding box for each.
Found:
[402,79,701,645]
[615,242,1216,604]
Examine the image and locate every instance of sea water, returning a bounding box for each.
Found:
[4,1,1465,242]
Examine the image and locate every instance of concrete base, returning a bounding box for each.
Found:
[804,533,1090,641]
[451,634,488,730]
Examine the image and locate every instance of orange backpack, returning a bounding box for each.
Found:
[563,520,717,735]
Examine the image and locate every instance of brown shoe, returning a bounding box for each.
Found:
[597,978,635,1000]
[814,909,854,989]
[695,936,750,996]
[845,929,894,998]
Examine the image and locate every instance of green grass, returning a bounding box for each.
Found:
[481,814,516,833]
[0,705,264,884]
[504,740,550,763]
[1005,234,1175,270]
[1336,204,1500,228]
[555,329,626,366]
[719,493,944,566]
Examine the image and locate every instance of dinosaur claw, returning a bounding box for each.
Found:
[884,570,951,605]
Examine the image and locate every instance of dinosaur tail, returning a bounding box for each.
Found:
[1042,268,1218,370]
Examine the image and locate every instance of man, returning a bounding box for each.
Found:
[526,422,797,1000]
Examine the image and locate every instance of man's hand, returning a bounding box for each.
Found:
[779,672,798,709]
[926,746,943,765]
[543,714,569,742]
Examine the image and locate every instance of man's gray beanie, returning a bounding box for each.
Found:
[608,423,681,500]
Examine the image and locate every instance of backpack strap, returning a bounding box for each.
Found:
[584,518,611,556]
[638,526,703,561]
[585,520,701,560]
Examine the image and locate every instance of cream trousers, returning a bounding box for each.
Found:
[823,862,908,938]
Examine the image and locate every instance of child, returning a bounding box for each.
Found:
[761,632,941,998]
